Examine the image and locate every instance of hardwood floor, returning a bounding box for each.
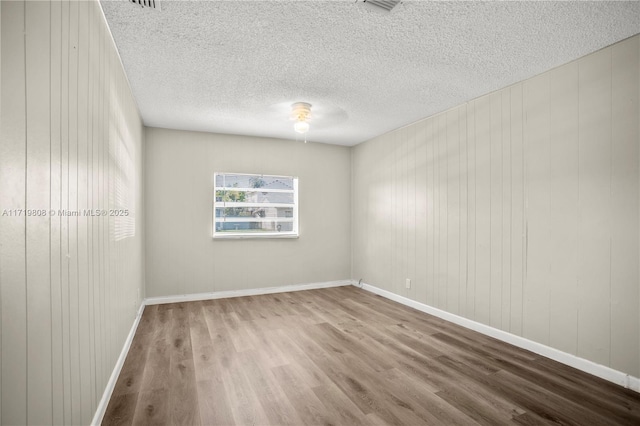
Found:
[102,286,640,425]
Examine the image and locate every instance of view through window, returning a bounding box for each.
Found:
[213,173,299,238]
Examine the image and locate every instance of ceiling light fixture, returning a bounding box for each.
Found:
[357,0,402,13]
[294,120,309,134]
[291,102,312,142]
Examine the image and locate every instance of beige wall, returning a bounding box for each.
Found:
[352,35,640,378]
[144,127,351,297]
[0,1,145,424]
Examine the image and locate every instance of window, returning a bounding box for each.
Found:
[213,173,298,238]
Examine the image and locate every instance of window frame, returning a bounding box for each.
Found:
[212,172,299,239]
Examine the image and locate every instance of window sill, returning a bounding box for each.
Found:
[212,233,299,240]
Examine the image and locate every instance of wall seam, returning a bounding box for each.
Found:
[608,46,613,368]
[23,0,28,421]
[0,0,3,418]
[576,57,581,354]
[48,1,54,421]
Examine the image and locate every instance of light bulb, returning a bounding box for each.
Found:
[294,120,309,134]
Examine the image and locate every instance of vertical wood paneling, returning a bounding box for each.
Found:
[509,84,524,337]
[352,35,640,378]
[105,40,114,372]
[49,1,65,423]
[398,128,406,296]
[438,114,447,308]
[0,2,27,424]
[408,125,416,301]
[610,36,640,375]
[523,72,551,345]
[372,137,383,288]
[25,2,52,424]
[395,129,402,295]
[95,15,105,396]
[86,2,97,410]
[426,118,435,306]
[466,101,477,319]
[399,128,406,296]
[59,0,72,421]
[474,96,491,324]
[432,116,439,305]
[490,92,503,329]
[0,3,3,418]
[577,48,612,367]
[1,1,145,423]
[432,117,439,305]
[549,61,579,355]
[67,2,81,422]
[458,106,468,318]
[446,110,460,315]
[415,120,427,304]
[368,141,378,286]
[77,1,91,421]
[500,90,511,331]
[391,130,398,295]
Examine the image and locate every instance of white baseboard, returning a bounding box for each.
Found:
[144,279,353,305]
[91,302,146,426]
[356,281,640,393]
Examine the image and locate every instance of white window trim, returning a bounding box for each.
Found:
[213,172,299,239]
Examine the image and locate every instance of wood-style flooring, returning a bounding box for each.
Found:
[103,286,640,425]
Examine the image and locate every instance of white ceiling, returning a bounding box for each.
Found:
[100,0,640,146]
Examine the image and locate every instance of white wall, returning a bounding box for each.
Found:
[0,1,145,424]
[352,35,640,378]
[145,127,351,297]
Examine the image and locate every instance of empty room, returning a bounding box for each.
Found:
[2,0,640,425]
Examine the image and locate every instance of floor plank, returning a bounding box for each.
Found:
[102,286,640,425]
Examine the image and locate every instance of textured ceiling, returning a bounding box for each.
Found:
[100,0,640,146]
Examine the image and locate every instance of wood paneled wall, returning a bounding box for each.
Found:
[0,1,145,424]
[352,35,640,378]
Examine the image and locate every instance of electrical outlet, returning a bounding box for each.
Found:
[405,278,411,289]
